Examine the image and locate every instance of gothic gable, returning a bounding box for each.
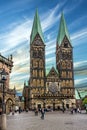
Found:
[47,67,59,78]
[31,33,45,46]
[61,35,72,48]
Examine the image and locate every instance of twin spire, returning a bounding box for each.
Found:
[30,9,71,45]
[57,12,70,45]
[30,9,44,44]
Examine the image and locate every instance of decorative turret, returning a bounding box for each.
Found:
[24,81,26,87]
[57,12,71,45]
[30,9,44,44]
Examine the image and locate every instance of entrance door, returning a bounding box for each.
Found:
[38,104,41,110]
[66,104,69,109]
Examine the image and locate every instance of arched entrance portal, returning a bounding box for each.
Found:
[6,98,14,114]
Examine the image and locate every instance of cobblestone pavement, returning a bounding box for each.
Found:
[7,111,87,130]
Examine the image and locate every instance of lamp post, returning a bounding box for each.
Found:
[0,69,8,130]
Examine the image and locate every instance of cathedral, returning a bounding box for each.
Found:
[23,10,75,110]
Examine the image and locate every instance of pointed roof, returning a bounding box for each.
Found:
[57,12,71,45]
[24,81,26,87]
[47,66,59,77]
[30,9,44,44]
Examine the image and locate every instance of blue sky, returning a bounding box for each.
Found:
[0,0,87,98]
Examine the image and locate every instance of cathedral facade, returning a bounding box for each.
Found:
[23,10,75,110]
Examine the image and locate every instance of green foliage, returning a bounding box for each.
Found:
[82,98,87,106]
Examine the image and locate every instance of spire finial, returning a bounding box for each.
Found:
[30,9,45,44]
[57,12,71,45]
[24,81,26,86]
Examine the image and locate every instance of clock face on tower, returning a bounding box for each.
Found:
[49,82,57,94]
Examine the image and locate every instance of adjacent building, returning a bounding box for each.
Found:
[23,10,75,110]
[0,54,15,114]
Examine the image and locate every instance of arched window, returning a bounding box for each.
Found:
[33,79,36,86]
[42,70,44,77]
[70,80,73,87]
[39,70,41,77]
[41,80,43,87]
[64,42,68,48]
[37,79,40,87]
[66,80,69,87]
[67,62,71,69]
[62,62,66,69]
[39,61,43,67]
[63,80,65,87]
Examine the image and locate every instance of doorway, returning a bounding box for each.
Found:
[38,104,41,110]
[66,104,69,109]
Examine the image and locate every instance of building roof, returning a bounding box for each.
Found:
[30,9,44,44]
[0,54,13,67]
[57,12,71,45]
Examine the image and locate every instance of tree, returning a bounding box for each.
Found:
[82,98,87,106]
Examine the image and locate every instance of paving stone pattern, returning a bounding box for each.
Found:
[7,111,87,130]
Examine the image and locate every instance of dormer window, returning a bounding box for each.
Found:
[64,42,68,48]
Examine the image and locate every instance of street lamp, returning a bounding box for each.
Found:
[0,69,8,130]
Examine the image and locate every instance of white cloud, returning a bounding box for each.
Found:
[75,78,87,85]
[46,56,55,63]
[64,0,83,14]
[0,20,32,52]
[41,4,60,32]
[74,60,87,68]
[71,28,87,42]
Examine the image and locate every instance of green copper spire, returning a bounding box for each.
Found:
[57,12,70,45]
[30,9,44,44]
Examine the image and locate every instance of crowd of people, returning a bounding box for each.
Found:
[70,107,81,114]
[1,105,87,121]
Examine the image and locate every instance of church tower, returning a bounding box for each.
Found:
[29,9,46,109]
[23,11,76,110]
[56,13,74,97]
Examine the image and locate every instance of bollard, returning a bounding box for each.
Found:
[1,114,6,130]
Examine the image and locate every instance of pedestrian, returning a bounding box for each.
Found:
[62,107,65,113]
[74,107,77,113]
[71,107,73,114]
[41,108,45,120]
[35,108,38,116]
[0,108,2,115]
[86,107,87,113]
[77,107,81,113]
[19,106,21,114]
[12,110,14,115]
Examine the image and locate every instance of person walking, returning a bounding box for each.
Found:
[41,108,45,120]
[35,108,38,116]
[0,108,2,115]
[77,107,81,113]
[86,107,87,113]
[71,107,73,114]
